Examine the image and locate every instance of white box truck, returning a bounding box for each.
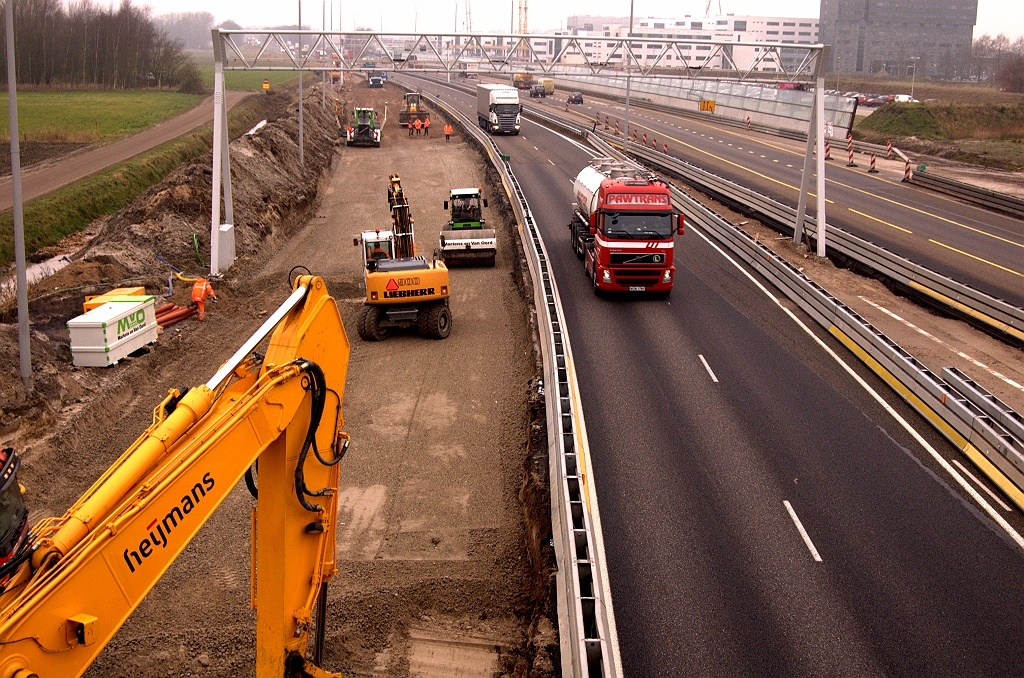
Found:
[477,84,521,135]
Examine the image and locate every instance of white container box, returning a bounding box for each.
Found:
[68,296,158,367]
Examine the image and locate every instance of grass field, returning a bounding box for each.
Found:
[196,65,299,91]
[0,91,204,143]
[857,102,1024,140]
[0,93,266,268]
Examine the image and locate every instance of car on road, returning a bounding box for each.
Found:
[529,84,547,98]
[893,94,920,103]
[568,92,584,104]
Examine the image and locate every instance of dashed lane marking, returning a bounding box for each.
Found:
[929,239,1024,277]
[698,354,719,383]
[784,501,822,562]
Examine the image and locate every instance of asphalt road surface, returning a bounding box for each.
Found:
[530,91,1024,309]
[410,77,1024,676]
[0,91,250,212]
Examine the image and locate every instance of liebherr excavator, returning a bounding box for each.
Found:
[0,275,350,678]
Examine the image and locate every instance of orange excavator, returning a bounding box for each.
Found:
[0,275,350,678]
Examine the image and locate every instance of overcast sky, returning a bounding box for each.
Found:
[140,0,1023,41]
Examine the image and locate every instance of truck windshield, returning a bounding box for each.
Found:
[451,197,481,222]
[603,212,673,239]
[493,104,519,115]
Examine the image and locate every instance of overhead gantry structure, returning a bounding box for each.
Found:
[208,28,828,274]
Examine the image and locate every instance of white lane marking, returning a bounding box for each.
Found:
[534,145,539,151]
[784,500,823,562]
[858,296,1024,392]
[688,224,1024,552]
[952,459,1014,512]
[549,159,556,165]
[698,354,719,383]
[524,118,597,157]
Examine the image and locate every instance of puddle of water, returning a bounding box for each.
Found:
[0,255,72,305]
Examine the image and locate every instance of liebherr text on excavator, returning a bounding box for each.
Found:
[0,275,351,678]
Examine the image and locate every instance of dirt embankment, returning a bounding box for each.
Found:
[0,86,338,448]
[854,102,1024,170]
[1,79,557,677]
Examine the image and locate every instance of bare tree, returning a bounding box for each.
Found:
[0,0,200,90]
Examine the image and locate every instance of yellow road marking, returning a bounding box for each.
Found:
[830,177,1024,249]
[849,208,913,234]
[929,239,1024,277]
[831,325,1024,511]
[906,281,1024,343]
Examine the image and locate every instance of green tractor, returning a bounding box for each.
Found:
[346,107,381,147]
[439,187,496,267]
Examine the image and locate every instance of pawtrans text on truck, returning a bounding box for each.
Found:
[569,159,683,296]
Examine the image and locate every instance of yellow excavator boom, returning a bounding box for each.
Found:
[0,275,349,678]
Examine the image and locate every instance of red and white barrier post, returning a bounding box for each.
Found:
[663,142,668,154]
[868,152,879,173]
[886,139,892,159]
[642,132,648,145]
[824,139,832,160]
[652,137,657,149]
[846,133,857,167]
[903,159,912,182]
[746,116,751,130]
[615,120,620,135]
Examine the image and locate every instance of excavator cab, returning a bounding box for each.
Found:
[355,229,396,272]
[0,448,28,573]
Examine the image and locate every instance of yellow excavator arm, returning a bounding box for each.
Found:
[0,276,349,678]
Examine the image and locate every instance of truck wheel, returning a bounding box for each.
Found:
[419,302,452,339]
[357,305,388,341]
[592,269,603,298]
[573,229,584,260]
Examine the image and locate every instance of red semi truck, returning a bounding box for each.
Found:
[569,160,683,296]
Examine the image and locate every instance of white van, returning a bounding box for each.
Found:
[893,94,920,103]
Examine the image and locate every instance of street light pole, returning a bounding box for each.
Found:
[298,0,304,166]
[623,0,635,146]
[910,56,919,98]
[5,0,32,391]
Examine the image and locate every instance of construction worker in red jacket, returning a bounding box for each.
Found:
[444,123,453,141]
[191,278,216,321]
[423,116,431,136]
[413,117,422,135]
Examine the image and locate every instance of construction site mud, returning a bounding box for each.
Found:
[0,80,557,676]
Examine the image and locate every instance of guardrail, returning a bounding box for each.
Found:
[587,132,1024,515]
[409,83,622,678]
[910,171,1024,219]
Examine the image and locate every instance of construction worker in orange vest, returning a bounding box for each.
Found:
[191,278,216,321]
[413,117,422,135]
[408,120,414,136]
[423,116,431,136]
[444,123,453,142]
